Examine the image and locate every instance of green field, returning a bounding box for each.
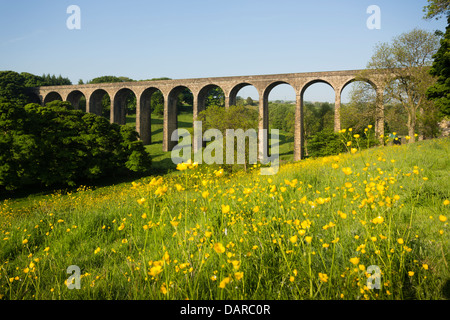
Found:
[0,128,449,300]
[125,112,295,171]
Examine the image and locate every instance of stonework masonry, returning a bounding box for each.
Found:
[28,69,386,161]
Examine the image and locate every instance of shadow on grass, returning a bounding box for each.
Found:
[0,157,176,202]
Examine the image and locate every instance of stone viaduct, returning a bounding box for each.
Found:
[28,69,385,161]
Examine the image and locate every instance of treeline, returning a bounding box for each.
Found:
[27,73,72,87]
[0,71,152,192]
[0,71,72,105]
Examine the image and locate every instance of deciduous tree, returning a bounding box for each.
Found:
[426,16,450,117]
[358,29,440,141]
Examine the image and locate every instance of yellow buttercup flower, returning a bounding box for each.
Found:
[154,185,168,196]
[219,277,231,288]
[397,238,404,244]
[176,162,188,171]
[342,167,352,175]
[149,177,163,186]
[189,161,198,169]
[289,235,298,243]
[443,199,450,206]
[137,198,146,205]
[149,265,163,277]
[230,260,240,270]
[221,204,230,214]
[94,247,101,254]
[214,242,225,254]
[318,272,328,282]
[118,223,125,231]
[160,285,167,295]
[439,215,447,222]
[305,236,312,244]
[372,216,384,224]
[234,272,244,280]
[349,257,360,265]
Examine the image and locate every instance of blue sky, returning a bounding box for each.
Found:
[0,0,447,102]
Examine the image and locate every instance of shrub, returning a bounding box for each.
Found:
[307,130,346,157]
[0,101,151,190]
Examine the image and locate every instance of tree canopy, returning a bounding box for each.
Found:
[426,16,450,117]
[423,0,450,20]
[359,28,440,140]
[0,71,152,191]
[87,76,134,84]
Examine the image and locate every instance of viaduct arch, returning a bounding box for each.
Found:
[28,69,385,161]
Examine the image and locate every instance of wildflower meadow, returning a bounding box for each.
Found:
[0,130,449,300]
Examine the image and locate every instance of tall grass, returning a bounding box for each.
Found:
[0,133,449,300]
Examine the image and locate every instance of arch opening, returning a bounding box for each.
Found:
[300,80,336,157]
[229,83,259,108]
[265,82,296,160]
[197,84,225,112]
[164,86,194,151]
[43,92,63,105]
[340,80,379,134]
[138,87,164,145]
[113,88,136,126]
[67,90,86,112]
[89,89,111,119]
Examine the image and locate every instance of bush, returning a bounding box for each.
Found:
[0,101,151,190]
[307,130,346,158]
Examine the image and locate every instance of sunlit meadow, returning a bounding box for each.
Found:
[0,128,449,300]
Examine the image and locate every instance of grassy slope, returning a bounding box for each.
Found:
[0,133,449,300]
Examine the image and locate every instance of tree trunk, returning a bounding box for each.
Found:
[408,109,416,144]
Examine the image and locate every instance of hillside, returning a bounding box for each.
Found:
[0,136,449,300]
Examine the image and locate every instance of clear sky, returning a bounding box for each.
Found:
[0,0,447,102]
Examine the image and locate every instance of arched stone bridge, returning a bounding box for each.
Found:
[28,69,385,161]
